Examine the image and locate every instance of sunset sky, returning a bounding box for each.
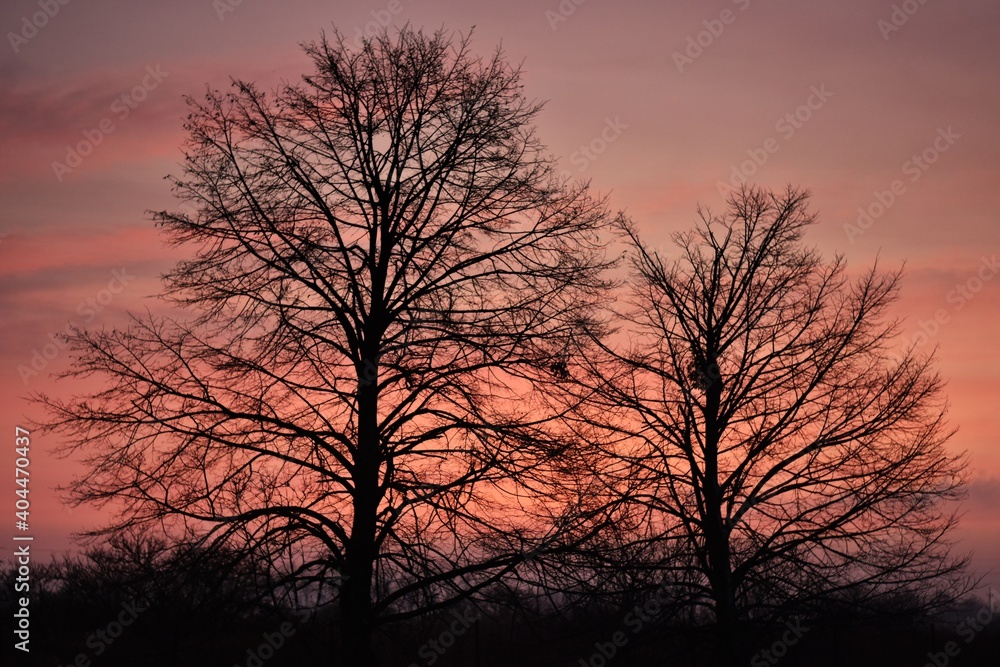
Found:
[2,0,998,592]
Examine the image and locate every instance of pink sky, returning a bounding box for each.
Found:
[2,0,998,591]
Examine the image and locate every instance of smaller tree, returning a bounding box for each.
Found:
[568,186,970,663]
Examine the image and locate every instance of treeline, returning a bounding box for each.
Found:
[2,535,998,666]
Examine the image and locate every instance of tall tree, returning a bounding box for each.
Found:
[38,27,616,665]
[567,186,969,663]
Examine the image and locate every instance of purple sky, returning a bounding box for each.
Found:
[2,0,998,592]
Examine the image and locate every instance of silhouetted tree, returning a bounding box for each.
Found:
[565,186,970,664]
[37,27,616,665]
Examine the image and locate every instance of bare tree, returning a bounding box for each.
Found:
[37,27,616,665]
[565,186,970,663]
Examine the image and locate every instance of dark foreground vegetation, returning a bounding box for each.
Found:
[2,537,997,666]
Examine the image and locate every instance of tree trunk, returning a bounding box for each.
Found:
[339,365,382,666]
[700,351,743,666]
[339,589,376,665]
[704,485,741,667]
